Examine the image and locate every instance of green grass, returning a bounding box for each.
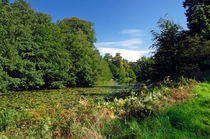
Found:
[102,82,210,139]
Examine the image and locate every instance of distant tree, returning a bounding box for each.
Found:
[93,51,113,83]
[105,53,136,83]
[112,53,124,69]
[133,56,155,83]
[104,53,113,62]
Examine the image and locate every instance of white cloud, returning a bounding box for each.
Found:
[120,29,145,36]
[95,29,151,61]
[95,38,142,49]
[98,47,153,62]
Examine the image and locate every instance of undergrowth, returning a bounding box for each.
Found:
[0,77,209,138]
[102,81,210,139]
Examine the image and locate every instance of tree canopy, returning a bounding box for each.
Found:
[183,0,210,39]
[131,1,210,83]
[0,0,209,92]
[0,0,112,92]
[104,53,136,83]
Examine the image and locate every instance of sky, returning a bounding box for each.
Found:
[14,0,188,61]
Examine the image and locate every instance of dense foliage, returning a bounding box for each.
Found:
[102,81,210,139]
[130,56,155,83]
[183,0,210,39]
[104,53,136,83]
[131,0,210,82]
[1,73,208,138]
[0,0,112,92]
[150,0,210,79]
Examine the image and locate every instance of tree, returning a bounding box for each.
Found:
[58,18,112,87]
[183,0,210,70]
[132,56,155,83]
[104,53,113,62]
[183,0,210,39]
[0,0,113,92]
[181,35,210,71]
[151,16,210,80]
[58,17,96,44]
[0,0,9,5]
[151,18,185,79]
[104,53,136,83]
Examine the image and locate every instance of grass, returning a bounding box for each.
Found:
[101,82,210,139]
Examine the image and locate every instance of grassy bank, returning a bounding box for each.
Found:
[102,82,210,138]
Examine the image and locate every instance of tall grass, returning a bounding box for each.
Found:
[101,82,210,139]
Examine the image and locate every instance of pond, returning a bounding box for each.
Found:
[0,81,134,111]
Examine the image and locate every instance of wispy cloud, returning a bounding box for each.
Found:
[95,29,151,61]
[120,29,145,37]
[95,38,142,49]
[98,47,153,62]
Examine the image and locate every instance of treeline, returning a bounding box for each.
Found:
[104,53,136,83]
[130,0,210,83]
[0,0,209,93]
[0,0,113,92]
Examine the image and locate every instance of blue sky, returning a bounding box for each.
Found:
[16,0,187,61]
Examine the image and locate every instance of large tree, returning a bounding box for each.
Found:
[183,0,210,69]
[183,0,210,39]
[152,18,210,80]
[58,18,112,86]
[151,18,185,78]
[0,0,112,92]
